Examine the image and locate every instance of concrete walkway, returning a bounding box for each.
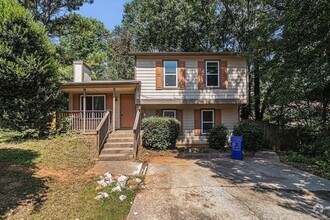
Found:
[128,152,330,220]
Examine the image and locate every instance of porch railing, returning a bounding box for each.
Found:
[57,110,107,131]
[96,111,112,154]
[132,109,142,159]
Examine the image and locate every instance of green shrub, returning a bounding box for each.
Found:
[207,125,228,150]
[56,117,71,134]
[142,117,180,150]
[286,151,309,163]
[233,121,264,151]
[305,126,330,158]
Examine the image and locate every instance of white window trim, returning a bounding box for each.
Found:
[163,60,178,88]
[163,109,177,118]
[201,110,214,134]
[79,95,106,111]
[205,61,220,88]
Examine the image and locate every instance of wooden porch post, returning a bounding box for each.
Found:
[112,88,116,131]
[83,88,86,133]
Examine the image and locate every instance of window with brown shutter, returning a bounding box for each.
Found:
[205,61,220,88]
[194,109,201,136]
[163,61,178,88]
[221,60,228,89]
[198,61,205,90]
[201,110,214,134]
[179,61,186,89]
[156,61,163,89]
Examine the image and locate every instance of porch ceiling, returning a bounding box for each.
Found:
[61,80,140,93]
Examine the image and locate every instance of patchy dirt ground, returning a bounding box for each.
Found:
[137,147,179,163]
[137,146,229,163]
[128,152,330,220]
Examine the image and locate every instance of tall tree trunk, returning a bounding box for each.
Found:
[321,85,330,125]
[241,62,251,119]
[260,87,271,120]
[254,61,261,120]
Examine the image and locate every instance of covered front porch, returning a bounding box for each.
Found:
[59,80,141,133]
[59,80,142,159]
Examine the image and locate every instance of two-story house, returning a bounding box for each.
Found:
[60,52,248,160]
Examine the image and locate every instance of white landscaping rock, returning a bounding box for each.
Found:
[94,194,103,200]
[117,175,129,188]
[95,192,109,200]
[134,178,142,184]
[97,172,116,187]
[97,179,108,187]
[104,172,115,183]
[112,185,122,192]
[102,192,109,198]
[119,195,127,201]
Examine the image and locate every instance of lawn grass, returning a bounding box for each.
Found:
[0,131,138,219]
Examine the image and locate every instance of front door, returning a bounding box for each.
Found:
[120,94,135,129]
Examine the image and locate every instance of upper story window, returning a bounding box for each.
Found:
[163,61,177,88]
[206,61,219,87]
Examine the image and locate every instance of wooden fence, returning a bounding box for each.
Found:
[255,121,301,151]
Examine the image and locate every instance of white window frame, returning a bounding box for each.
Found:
[163,110,177,118]
[79,95,106,112]
[205,61,220,88]
[201,110,214,134]
[163,60,178,88]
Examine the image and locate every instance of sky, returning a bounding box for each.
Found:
[77,0,130,31]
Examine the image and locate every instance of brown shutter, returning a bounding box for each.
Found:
[177,109,183,134]
[221,60,228,89]
[179,61,186,89]
[215,109,222,126]
[194,109,201,136]
[73,94,79,110]
[156,61,163,90]
[198,61,205,89]
[156,109,162,116]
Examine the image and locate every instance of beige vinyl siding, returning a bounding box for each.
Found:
[136,58,247,102]
[221,106,239,135]
[182,109,194,137]
[141,104,239,146]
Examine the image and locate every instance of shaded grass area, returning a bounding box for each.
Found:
[280,152,330,180]
[0,131,137,219]
[32,179,137,220]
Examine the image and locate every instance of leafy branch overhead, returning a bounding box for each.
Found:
[17,0,93,36]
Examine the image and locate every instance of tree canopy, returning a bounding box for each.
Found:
[0,0,60,133]
[18,0,93,36]
[123,0,227,52]
[56,13,112,80]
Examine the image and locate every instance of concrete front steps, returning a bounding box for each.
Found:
[99,130,134,161]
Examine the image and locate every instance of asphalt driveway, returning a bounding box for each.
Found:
[128,151,330,220]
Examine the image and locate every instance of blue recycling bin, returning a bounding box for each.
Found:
[231,136,243,160]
